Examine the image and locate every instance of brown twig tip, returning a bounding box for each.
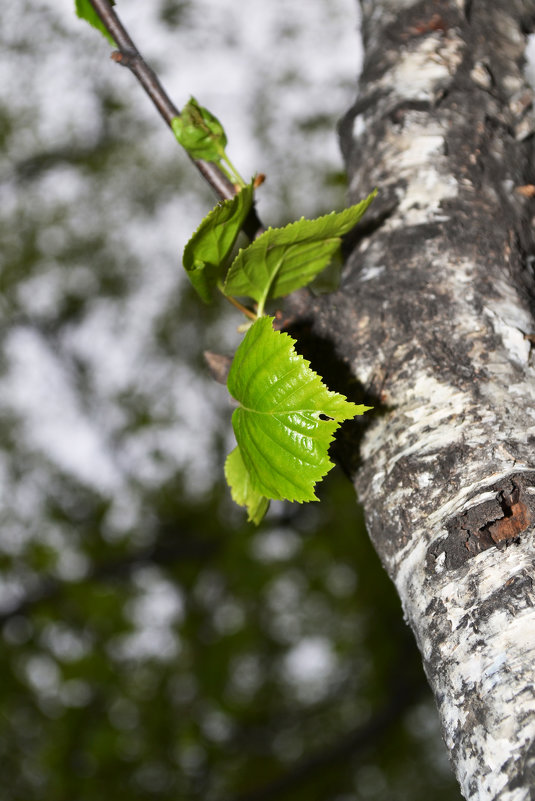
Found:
[204,352,232,385]
[515,184,535,197]
[111,50,138,69]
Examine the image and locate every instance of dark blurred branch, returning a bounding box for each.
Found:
[14,144,103,180]
[226,678,423,801]
[13,92,127,181]
[0,536,219,626]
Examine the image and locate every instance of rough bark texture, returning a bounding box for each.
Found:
[290,1,535,798]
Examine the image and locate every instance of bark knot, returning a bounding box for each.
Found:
[478,485,531,546]
[427,473,535,571]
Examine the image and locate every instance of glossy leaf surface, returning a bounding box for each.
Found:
[182,183,254,302]
[227,316,371,503]
[171,97,227,162]
[223,191,376,310]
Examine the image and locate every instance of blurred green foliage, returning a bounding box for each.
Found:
[0,2,463,799]
[0,471,462,800]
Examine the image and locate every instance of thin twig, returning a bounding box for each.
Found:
[88,0,256,210]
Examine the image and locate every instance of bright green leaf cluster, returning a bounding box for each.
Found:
[184,189,376,311]
[75,0,116,45]
[182,172,375,523]
[225,317,372,522]
[73,1,375,525]
[68,9,376,523]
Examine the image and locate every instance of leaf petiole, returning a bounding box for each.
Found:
[222,291,257,320]
[221,153,247,189]
[216,158,239,188]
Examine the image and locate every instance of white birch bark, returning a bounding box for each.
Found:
[290,1,535,797]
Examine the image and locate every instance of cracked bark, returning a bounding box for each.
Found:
[288,1,535,798]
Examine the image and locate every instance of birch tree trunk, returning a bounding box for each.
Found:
[291,1,535,797]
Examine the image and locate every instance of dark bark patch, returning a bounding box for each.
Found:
[428,473,535,570]
[486,571,535,618]
[506,735,535,794]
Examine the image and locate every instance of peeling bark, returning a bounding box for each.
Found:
[291,1,535,798]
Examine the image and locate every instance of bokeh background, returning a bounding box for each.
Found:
[1,1,463,798]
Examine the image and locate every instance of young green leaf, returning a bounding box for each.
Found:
[309,249,343,295]
[75,0,116,45]
[225,447,270,525]
[227,316,372,503]
[183,183,254,303]
[223,191,376,314]
[171,98,227,162]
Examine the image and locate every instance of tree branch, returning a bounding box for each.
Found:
[88,0,261,222]
[285,1,535,796]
